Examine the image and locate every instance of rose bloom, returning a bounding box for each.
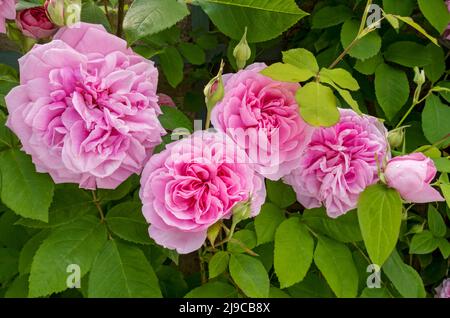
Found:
[6,23,165,189]
[140,131,266,254]
[384,153,444,203]
[211,63,313,181]
[284,109,389,218]
[0,0,16,34]
[16,7,57,39]
[435,278,450,298]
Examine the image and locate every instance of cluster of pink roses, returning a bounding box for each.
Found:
[4,21,445,254]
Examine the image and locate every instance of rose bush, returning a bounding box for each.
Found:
[0,0,448,301]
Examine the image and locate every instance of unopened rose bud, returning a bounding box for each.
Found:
[388,128,405,149]
[233,27,251,70]
[204,60,225,111]
[413,67,425,86]
[44,0,81,27]
[16,7,57,39]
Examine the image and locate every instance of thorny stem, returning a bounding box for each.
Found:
[116,0,125,37]
[205,110,212,130]
[103,0,112,26]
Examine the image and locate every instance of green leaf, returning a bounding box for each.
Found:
[227,229,256,254]
[383,0,415,16]
[357,184,403,266]
[269,286,290,298]
[422,94,450,145]
[384,42,432,67]
[158,47,184,88]
[0,150,54,222]
[123,0,189,44]
[0,247,19,284]
[208,251,229,279]
[266,179,297,208]
[440,174,450,208]
[409,231,440,254]
[433,157,450,173]
[302,208,362,243]
[428,205,446,238]
[418,0,450,33]
[18,230,49,275]
[319,76,361,114]
[178,43,206,65]
[4,274,29,298]
[0,210,28,250]
[312,5,352,29]
[159,105,193,132]
[296,82,339,127]
[260,63,315,83]
[436,81,450,103]
[375,64,409,121]
[229,254,269,298]
[424,44,445,83]
[184,281,238,298]
[340,20,381,60]
[287,273,334,298]
[105,201,151,245]
[29,216,107,297]
[254,203,285,245]
[354,54,383,75]
[383,250,426,298]
[313,236,359,298]
[438,238,450,259]
[81,0,112,32]
[88,240,162,297]
[16,185,97,229]
[360,287,391,298]
[156,265,188,298]
[196,0,309,43]
[282,48,319,73]
[393,16,439,46]
[274,218,314,288]
[320,68,359,91]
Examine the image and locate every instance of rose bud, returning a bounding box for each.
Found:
[16,7,57,39]
[384,153,445,203]
[44,0,81,27]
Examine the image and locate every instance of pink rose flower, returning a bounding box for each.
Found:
[0,0,16,34]
[6,23,165,189]
[211,63,313,181]
[284,109,389,218]
[139,131,266,254]
[384,153,444,203]
[435,278,450,298]
[16,7,57,39]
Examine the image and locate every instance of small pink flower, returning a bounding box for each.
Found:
[435,278,450,298]
[284,109,389,218]
[0,0,16,34]
[6,23,166,189]
[16,7,57,39]
[384,153,444,203]
[211,63,313,181]
[139,131,266,254]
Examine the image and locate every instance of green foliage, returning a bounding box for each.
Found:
[123,0,189,44]
[274,218,314,288]
[357,184,403,266]
[196,0,308,43]
[88,240,162,298]
[0,0,449,300]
